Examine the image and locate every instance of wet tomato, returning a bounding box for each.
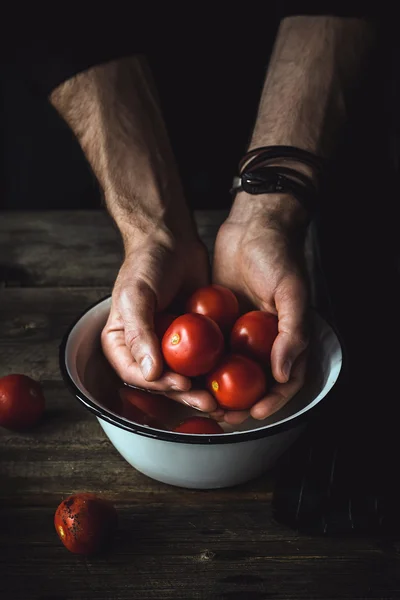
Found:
[230,311,278,367]
[162,313,224,377]
[173,416,224,434]
[207,354,267,410]
[186,285,239,332]
[54,493,117,555]
[154,312,177,340]
[0,374,45,430]
[118,386,170,429]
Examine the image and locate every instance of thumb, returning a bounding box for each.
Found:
[271,275,309,383]
[118,278,163,382]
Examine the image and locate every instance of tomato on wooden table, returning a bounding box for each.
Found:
[54,493,117,555]
[0,374,46,430]
[186,285,239,332]
[207,354,267,411]
[162,313,224,377]
[230,311,278,367]
[173,416,224,434]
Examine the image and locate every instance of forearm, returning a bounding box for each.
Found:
[50,55,194,247]
[250,16,376,161]
[229,16,376,226]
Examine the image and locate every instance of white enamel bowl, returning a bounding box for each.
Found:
[60,297,342,490]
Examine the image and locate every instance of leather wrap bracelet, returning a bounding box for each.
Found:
[231,145,326,219]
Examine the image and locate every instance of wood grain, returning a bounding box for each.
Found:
[0,288,109,380]
[1,501,399,600]
[0,210,228,288]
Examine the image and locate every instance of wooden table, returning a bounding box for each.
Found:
[1,210,399,600]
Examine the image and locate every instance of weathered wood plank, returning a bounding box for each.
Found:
[0,210,228,287]
[0,288,110,380]
[1,502,399,600]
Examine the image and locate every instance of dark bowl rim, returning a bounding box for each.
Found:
[59,295,343,445]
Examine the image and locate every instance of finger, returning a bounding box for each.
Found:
[165,388,218,413]
[208,408,226,422]
[118,279,164,382]
[250,351,307,420]
[223,410,250,425]
[271,274,309,383]
[101,325,191,392]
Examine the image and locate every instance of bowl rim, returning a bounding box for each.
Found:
[59,295,343,445]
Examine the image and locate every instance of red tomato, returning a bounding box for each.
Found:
[173,416,224,434]
[162,313,224,377]
[230,311,278,367]
[154,312,177,339]
[54,493,117,555]
[186,284,239,332]
[118,387,170,429]
[0,374,45,430]
[207,354,267,410]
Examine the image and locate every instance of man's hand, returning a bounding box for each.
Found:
[213,192,309,424]
[50,55,221,414]
[102,229,220,413]
[212,15,376,424]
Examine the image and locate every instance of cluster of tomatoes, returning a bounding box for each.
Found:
[107,284,279,435]
[164,285,277,412]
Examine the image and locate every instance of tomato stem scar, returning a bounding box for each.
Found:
[171,333,180,345]
[211,380,219,392]
[58,525,65,539]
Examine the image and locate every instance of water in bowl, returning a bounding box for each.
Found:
[81,326,326,435]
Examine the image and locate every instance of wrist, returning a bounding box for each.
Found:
[109,190,198,253]
[228,191,309,232]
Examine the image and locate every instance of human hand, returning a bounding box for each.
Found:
[101,228,220,414]
[212,192,310,424]
[51,54,222,414]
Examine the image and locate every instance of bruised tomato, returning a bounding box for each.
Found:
[230,311,278,367]
[173,416,224,434]
[118,386,170,429]
[207,354,267,411]
[0,374,45,430]
[154,312,177,340]
[186,284,239,332]
[54,493,117,555]
[162,313,224,377]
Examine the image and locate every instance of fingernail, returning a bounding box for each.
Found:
[140,355,153,380]
[282,361,291,380]
[182,399,201,409]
